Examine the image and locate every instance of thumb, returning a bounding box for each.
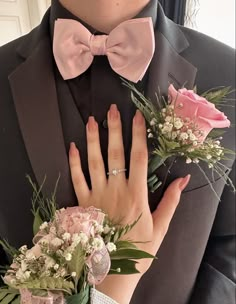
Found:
[152,174,191,241]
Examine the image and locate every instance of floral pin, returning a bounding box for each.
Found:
[123,80,235,197]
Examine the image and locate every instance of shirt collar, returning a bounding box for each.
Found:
[50,0,158,38]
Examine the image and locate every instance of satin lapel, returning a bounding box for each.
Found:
[9,37,76,205]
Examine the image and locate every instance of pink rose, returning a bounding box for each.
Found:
[55,206,105,236]
[168,85,230,141]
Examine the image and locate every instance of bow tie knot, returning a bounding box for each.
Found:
[90,35,108,56]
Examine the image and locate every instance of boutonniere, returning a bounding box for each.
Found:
[123,80,235,197]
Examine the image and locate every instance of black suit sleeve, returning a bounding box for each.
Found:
[189,162,236,304]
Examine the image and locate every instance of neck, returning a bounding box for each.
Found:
[58,0,151,33]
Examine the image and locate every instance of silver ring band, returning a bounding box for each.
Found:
[107,168,127,176]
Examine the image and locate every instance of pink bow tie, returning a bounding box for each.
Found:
[53,18,155,83]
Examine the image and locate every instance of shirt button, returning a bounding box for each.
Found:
[102,119,108,129]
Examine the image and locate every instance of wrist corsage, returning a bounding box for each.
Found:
[0,178,154,304]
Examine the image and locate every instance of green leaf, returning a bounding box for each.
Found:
[11,297,20,304]
[110,249,156,260]
[109,259,139,275]
[66,285,90,304]
[67,244,85,281]
[201,86,234,104]
[0,291,8,301]
[115,241,138,251]
[0,239,18,258]
[148,154,165,175]
[33,208,43,236]
[19,278,74,295]
[208,129,226,138]
[0,293,16,304]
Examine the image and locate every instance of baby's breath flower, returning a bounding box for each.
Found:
[162,123,173,134]
[65,253,72,261]
[96,225,104,234]
[54,264,59,270]
[25,251,36,260]
[51,237,64,247]
[186,158,192,164]
[171,131,178,139]
[147,128,151,133]
[150,118,157,126]
[45,256,56,269]
[189,133,197,141]
[158,124,163,129]
[208,163,214,168]
[106,242,117,253]
[206,155,212,160]
[92,238,104,251]
[187,148,195,152]
[19,245,28,253]
[62,232,71,241]
[71,272,77,277]
[39,222,48,230]
[174,118,183,129]
[165,116,172,122]
[193,141,198,146]
[193,159,199,164]
[79,232,89,245]
[16,269,31,282]
[103,225,112,234]
[179,132,189,140]
[148,133,154,138]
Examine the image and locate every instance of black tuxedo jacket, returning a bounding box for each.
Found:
[0,4,235,304]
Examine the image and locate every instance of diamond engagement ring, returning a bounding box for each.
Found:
[107,168,127,176]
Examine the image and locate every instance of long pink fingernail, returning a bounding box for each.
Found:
[179,174,191,191]
[109,104,119,120]
[87,116,97,132]
[134,110,144,125]
[70,142,78,157]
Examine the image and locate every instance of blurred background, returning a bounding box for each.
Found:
[0,0,235,48]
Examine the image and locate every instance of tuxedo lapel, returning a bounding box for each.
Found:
[146,5,198,100]
[9,35,76,205]
[145,5,198,208]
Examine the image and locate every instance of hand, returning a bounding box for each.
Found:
[69,104,190,303]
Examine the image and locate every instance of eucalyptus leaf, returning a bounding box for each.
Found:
[109,259,139,275]
[110,249,156,260]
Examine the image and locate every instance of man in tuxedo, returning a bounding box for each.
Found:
[0,0,235,303]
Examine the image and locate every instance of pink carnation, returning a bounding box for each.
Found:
[55,206,105,236]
